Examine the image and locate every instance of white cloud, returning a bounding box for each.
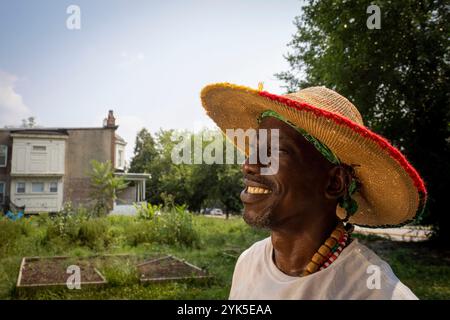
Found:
[0,70,32,127]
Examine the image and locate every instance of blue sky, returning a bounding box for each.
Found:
[0,0,304,160]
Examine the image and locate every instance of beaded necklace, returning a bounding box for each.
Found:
[302,221,353,276]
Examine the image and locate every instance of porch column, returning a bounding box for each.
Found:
[142,179,146,201]
[137,181,141,202]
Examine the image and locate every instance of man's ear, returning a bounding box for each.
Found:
[324,166,350,200]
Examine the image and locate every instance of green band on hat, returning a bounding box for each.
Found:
[258,110,340,164]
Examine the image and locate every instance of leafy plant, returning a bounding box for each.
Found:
[89,160,129,216]
[134,202,162,220]
[0,217,33,255]
[45,202,89,242]
[158,206,199,247]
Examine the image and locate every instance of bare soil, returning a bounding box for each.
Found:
[18,254,204,287]
[138,256,208,281]
[19,257,104,286]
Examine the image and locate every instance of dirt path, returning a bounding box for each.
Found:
[354,226,432,242]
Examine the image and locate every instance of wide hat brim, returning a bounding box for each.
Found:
[200,82,427,228]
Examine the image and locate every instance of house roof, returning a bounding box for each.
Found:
[0,126,117,132]
[1,127,127,143]
[115,134,127,145]
[9,128,69,136]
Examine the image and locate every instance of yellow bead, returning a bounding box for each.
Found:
[312,253,324,265]
[325,238,338,249]
[336,224,346,234]
[306,262,319,274]
[331,229,343,240]
[318,245,330,257]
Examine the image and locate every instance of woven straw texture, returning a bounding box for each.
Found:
[200,83,427,228]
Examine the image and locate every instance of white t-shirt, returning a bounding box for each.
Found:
[229,237,418,300]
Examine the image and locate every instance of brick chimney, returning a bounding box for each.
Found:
[104,110,116,128]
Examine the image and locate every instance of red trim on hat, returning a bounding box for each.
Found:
[258,91,427,199]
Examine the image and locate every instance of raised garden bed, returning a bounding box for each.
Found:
[17,256,107,290]
[137,255,210,283]
[16,253,210,295]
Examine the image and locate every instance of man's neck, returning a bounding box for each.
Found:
[270,215,338,277]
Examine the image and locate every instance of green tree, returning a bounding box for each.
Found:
[89,160,128,216]
[21,117,36,128]
[129,127,243,214]
[212,164,244,218]
[129,128,158,173]
[129,128,162,204]
[276,0,450,243]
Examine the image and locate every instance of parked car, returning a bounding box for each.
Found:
[210,208,224,216]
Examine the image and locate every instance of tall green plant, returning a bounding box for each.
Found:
[134,202,162,220]
[89,160,128,216]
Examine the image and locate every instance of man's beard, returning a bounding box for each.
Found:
[243,207,275,229]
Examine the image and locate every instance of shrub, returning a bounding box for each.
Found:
[99,259,139,286]
[45,213,85,241]
[34,212,51,227]
[45,202,91,245]
[124,206,199,247]
[89,160,128,216]
[78,219,111,250]
[0,218,33,255]
[135,202,162,220]
[157,205,199,247]
[124,220,155,246]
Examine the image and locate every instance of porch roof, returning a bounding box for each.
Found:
[115,172,151,181]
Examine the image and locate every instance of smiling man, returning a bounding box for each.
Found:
[200,83,427,300]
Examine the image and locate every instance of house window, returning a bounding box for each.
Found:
[31,182,44,193]
[32,145,46,151]
[0,145,7,167]
[0,182,5,204]
[16,182,26,193]
[118,150,123,167]
[49,182,58,193]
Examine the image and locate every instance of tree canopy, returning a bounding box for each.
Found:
[129,128,243,214]
[276,0,450,243]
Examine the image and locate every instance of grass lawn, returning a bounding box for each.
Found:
[0,214,448,299]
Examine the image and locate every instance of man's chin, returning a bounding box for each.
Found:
[242,207,274,229]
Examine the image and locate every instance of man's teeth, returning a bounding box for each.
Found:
[247,186,271,194]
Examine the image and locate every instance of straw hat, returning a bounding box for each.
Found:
[200,82,427,228]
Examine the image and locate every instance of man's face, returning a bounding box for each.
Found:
[240,117,333,229]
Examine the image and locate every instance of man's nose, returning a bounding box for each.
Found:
[242,157,261,175]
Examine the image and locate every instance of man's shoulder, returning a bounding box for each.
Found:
[236,237,271,265]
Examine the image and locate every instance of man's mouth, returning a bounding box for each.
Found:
[245,186,272,194]
[241,177,274,203]
[243,177,273,197]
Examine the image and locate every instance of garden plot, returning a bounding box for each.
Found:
[16,253,209,292]
[17,256,106,289]
[138,255,210,283]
